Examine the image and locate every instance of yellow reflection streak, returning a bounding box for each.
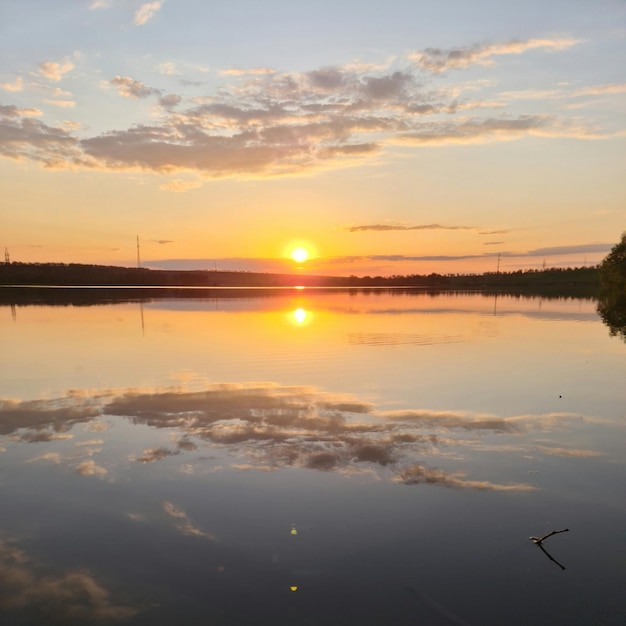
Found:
[288,308,313,327]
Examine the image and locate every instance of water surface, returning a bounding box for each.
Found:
[1,289,624,625]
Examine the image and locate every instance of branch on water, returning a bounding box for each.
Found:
[529,528,569,545]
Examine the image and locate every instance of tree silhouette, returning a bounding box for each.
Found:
[597,232,626,342]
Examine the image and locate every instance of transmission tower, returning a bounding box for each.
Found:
[4,247,9,264]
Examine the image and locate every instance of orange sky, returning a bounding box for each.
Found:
[1,1,624,275]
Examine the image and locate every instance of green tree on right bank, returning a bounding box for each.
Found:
[597,232,626,341]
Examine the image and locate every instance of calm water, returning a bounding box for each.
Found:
[1,289,624,625]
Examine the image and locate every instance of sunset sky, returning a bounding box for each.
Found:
[1,0,624,276]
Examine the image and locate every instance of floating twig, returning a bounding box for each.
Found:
[529,528,570,570]
[529,528,569,545]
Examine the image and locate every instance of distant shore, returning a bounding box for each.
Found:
[0,261,600,295]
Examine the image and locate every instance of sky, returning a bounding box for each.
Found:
[1,0,625,276]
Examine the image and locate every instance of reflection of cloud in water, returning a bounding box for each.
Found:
[0,534,136,624]
[27,452,62,465]
[1,383,598,492]
[394,464,536,491]
[348,332,465,346]
[75,460,107,476]
[162,501,215,540]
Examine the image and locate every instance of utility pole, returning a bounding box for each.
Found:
[496,253,500,274]
[136,235,141,268]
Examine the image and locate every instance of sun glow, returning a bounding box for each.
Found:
[291,247,309,263]
[284,241,316,265]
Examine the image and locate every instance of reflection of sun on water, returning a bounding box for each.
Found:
[288,308,312,326]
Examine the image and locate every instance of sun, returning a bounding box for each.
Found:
[290,246,309,263]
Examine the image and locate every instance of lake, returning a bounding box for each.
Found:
[1,288,624,625]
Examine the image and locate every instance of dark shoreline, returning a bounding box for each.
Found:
[0,261,599,293]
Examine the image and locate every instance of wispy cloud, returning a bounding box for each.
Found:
[1,77,23,92]
[219,67,275,77]
[160,178,202,192]
[347,223,476,232]
[134,0,164,26]
[410,38,581,73]
[109,76,160,99]
[43,98,76,108]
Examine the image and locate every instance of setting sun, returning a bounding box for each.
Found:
[290,247,309,263]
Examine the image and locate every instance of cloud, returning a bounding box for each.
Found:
[0,534,136,622]
[157,62,178,76]
[38,60,74,82]
[134,0,164,26]
[159,178,202,192]
[410,38,581,73]
[397,115,551,146]
[573,83,626,96]
[1,77,23,92]
[219,67,275,77]
[43,99,76,108]
[110,76,160,99]
[526,243,612,256]
[89,0,111,8]
[135,446,178,463]
[0,35,616,179]
[0,105,41,117]
[158,93,182,108]
[347,223,475,233]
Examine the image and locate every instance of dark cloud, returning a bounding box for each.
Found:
[347,223,475,233]
[158,94,182,108]
[305,67,347,92]
[526,243,612,256]
[110,76,161,99]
